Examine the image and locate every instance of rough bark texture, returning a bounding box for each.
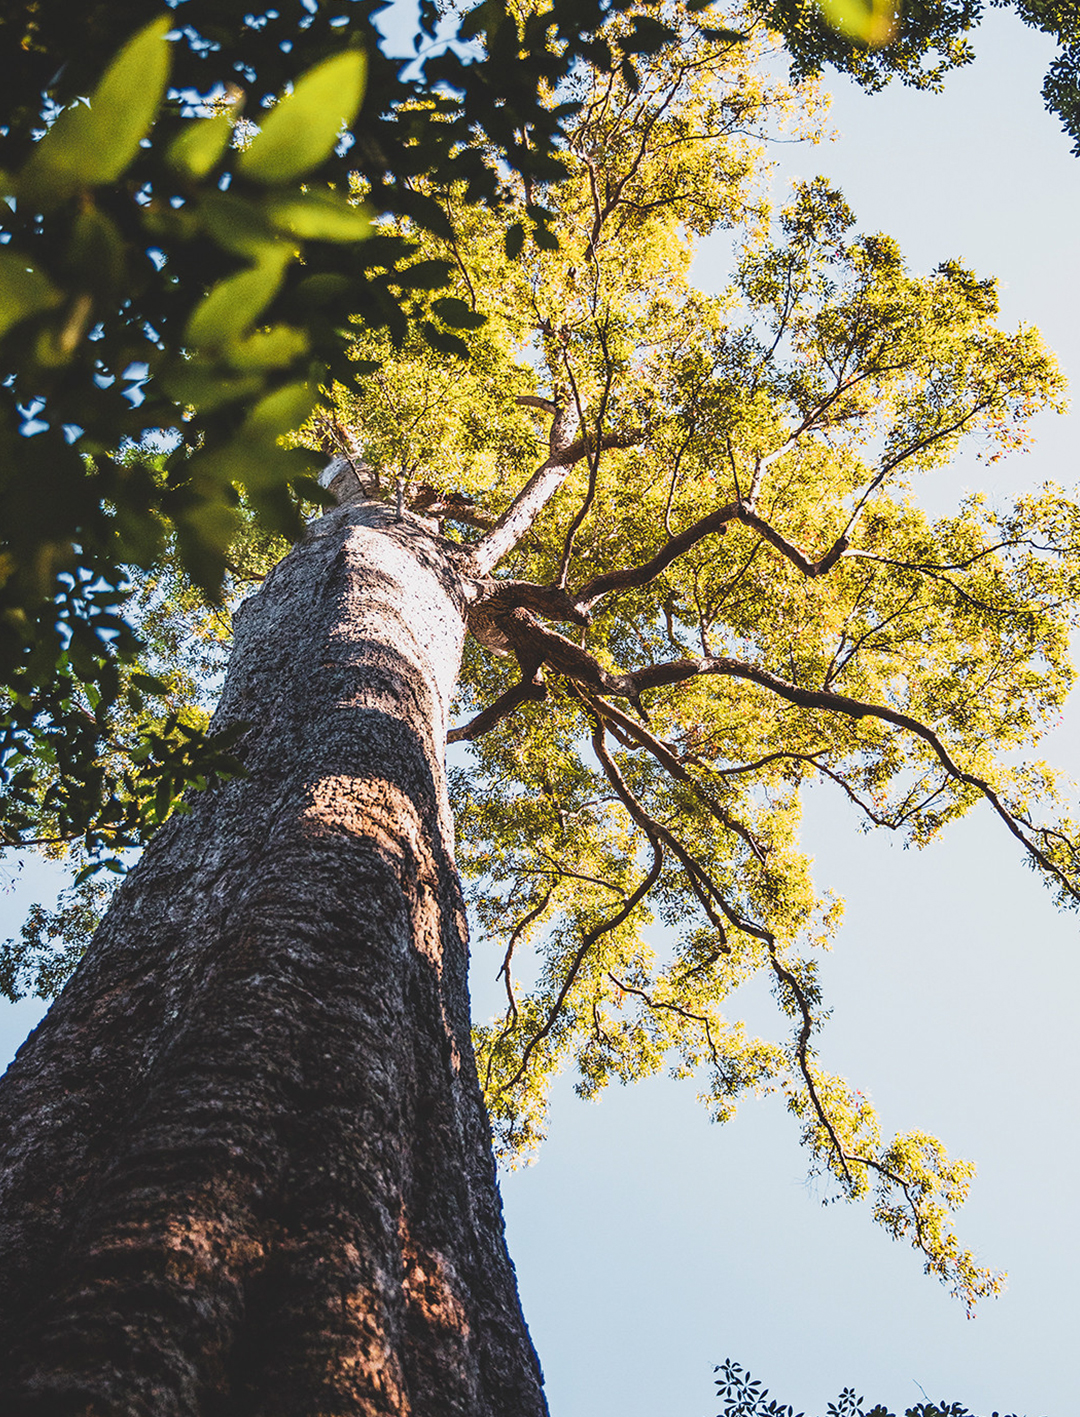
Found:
[0,500,547,1417]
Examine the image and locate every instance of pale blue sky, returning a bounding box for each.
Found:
[2,8,1078,1416]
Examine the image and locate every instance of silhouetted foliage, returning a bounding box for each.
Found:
[715,1358,1042,1417]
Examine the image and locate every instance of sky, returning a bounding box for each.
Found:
[1,7,1078,1417]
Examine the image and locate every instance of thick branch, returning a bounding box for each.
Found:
[629,653,1079,903]
[448,669,546,743]
[573,503,740,611]
[515,394,557,415]
[572,503,847,615]
[475,580,590,628]
[486,610,639,701]
[468,412,643,575]
[740,508,849,579]
[410,485,497,529]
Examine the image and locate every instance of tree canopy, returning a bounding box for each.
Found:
[3,0,1078,875]
[340,40,1079,1310]
[753,0,1080,153]
[2,0,755,863]
[4,11,1078,1315]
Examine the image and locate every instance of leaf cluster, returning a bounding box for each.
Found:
[713,1358,1038,1417]
[752,0,1080,155]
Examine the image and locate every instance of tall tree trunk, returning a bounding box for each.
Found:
[0,499,547,1417]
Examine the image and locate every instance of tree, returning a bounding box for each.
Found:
[3,0,1071,871]
[2,23,1078,1411]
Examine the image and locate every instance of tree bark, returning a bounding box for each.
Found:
[0,499,547,1417]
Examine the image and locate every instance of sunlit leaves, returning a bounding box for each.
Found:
[236,51,367,185]
[817,0,898,47]
[316,50,1080,1307]
[17,17,171,207]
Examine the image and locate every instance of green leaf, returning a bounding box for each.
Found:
[237,51,367,185]
[19,17,171,205]
[167,111,235,179]
[421,321,469,359]
[818,0,898,47]
[265,191,371,241]
[294,272,353,305]
[66,205,125,296]
[396,259,453,290]
[163,364,264,410]
[185,437,307,496]
[200,192,286,260]
[243,381,318,442]
[185,250,292,348]
[0,250,63,339]
[229,324,310,370]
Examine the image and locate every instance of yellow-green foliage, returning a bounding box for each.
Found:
[319,28,1078,1311]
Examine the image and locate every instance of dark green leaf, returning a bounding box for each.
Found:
[420,321,469,358]
[431,296,486,330]
[505,222,526,260]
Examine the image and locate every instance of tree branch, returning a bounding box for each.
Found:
[482,890,554,1094]
[607,972,723,1069]
[496,726,665,1095]
[586,692,768,863]
[448,668,546,743]
[628,653,1080,903]
[572,502,847,615]
[515,394,557,415]
[468,407,643,575]
[573,503,740,611]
